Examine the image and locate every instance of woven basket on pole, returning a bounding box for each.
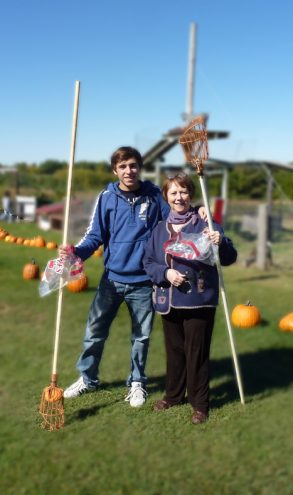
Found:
[178,115,208,175]
[39,374,64,430]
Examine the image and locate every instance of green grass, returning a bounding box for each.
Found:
[0,222,293,495]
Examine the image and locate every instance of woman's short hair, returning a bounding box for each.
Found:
[110,146,143,170]
[161,173,195,202]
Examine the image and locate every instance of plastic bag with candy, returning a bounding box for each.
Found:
[163,232,217,265]
[39,253,84,297]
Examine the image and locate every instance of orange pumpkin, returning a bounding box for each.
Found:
[35,236,46,248]
[47,241,58,250]
[44,386,63,403]
[0,230,8,240]
[23,239,31,246]
[4,235,11,242]
[9,235,17,243]
[93,247,103,257]
[16,237,24,245]
[22,258,40,280]
[279,313,293,332]
[231,301,261,328]
[29,239,36,247]
[67,274,88,293]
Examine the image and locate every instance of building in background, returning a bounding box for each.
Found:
[15,195,37,222]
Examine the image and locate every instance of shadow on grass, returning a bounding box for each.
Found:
[147,347,293,408]
[235,274,279,282]
[210,347,293,408]
[66,397,122,425]
[150,347,293,408]
[67,347,293,422]
[258,319,270,327]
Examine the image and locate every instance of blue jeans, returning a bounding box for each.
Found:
[77,273,155,388]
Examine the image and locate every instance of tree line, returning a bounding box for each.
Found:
[1,159,293,205]
[0,160,113,205]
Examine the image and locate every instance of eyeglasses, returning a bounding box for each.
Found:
[166,172,188,180]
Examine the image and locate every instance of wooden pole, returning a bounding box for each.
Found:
[51,81,80,382]
[199,174,245,405]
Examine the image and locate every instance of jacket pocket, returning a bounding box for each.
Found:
[153,286,170,314]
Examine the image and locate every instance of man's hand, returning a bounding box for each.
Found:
[58,244,75,260]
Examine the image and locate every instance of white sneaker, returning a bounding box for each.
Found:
[64,376,96,399]
[125,381,147,407]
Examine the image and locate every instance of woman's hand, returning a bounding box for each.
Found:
[166,269,187,287]
[198,206,208,221]
[203,228,222,245]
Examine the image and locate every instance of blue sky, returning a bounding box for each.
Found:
[1,0,293,166]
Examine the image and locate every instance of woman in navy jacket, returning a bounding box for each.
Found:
[143,173,237,424]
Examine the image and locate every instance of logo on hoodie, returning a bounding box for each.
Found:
[139,202,148,220]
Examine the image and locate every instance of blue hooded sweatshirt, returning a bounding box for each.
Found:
[74,180,170,283]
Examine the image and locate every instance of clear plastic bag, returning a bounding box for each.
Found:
[39,254,84,297]
[163,232,217,265]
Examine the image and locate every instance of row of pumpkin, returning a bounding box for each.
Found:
[21,258,293,332]
[0,226,103,257]
[0,227,58,249]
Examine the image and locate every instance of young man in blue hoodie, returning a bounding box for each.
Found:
[61,146,170,406]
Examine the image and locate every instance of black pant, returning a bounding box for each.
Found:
[161,307,216,414]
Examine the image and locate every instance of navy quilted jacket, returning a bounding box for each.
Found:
[143,216,237,314]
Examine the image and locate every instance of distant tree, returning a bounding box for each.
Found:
[76,160,110,171]
[272,169,293,200]
[229,165,267,199]
[54,166,113,192]
[15,162,29,171]
[37,192,54,206]
[39,159,67,174]
[205,176,222,198]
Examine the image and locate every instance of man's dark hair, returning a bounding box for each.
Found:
[110,146,143,171]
